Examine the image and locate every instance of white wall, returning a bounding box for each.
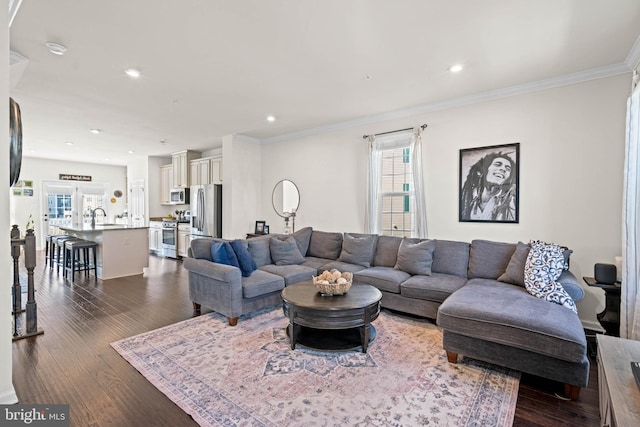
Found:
[222,135,262,239]
[260,74,630,330]
[12,157,127,249]
[2,3,18,404]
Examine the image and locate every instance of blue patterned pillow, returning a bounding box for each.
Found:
[230,240,257,277]
[524,240,577,313]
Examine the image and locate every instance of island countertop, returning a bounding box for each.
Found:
[59,224,148,232]
[58,225,149,280]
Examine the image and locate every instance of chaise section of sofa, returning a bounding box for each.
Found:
[436,239,588,399]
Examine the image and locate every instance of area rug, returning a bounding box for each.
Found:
[111,308,520,426]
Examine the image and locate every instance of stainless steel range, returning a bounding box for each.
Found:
[161,219,178,258]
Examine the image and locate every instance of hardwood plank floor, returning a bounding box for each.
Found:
[12,251,600,426]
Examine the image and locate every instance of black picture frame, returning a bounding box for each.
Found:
[255,221,266,234]
[264,225,270,234]
[459,143,520,223]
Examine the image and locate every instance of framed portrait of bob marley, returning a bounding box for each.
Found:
[459,143,519,223]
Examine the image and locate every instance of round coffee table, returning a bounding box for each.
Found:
[281,282,382,353]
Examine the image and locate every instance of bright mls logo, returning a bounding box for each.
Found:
[1,405,69,426]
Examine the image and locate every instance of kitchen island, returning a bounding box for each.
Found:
[58,224,149,280]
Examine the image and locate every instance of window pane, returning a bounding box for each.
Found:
[378,143,415,237]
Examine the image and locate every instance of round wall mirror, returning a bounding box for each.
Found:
[272,179,300,218]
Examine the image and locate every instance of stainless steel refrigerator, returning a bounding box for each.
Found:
[190,184,222,238]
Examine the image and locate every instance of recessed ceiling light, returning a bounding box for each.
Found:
[449,64,464,73]
[65,141,73,146]
[46,42,67,56]
[128,150,135,154]
[266,115,276,122]
[90,128,101,134]
[125,68,141,79]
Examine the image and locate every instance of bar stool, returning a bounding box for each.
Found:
[45,234,67,268]
[64,239,98,281]
[53,236,81,273]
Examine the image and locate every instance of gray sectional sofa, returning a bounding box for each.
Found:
[183,227,588,399]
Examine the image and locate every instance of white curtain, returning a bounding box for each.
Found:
[622,86,640,340]
[364,135,380,234]
[411,127,428,238]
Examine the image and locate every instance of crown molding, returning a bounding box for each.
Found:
[626,34,640,72]
[262,63,631,145]
[9,0,23,27]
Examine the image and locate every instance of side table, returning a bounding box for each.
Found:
[583,277,621,337]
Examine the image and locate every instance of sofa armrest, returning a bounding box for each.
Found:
[558,270,585,302]
[183,258,242,285]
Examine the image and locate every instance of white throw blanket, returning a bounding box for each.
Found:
[524,240,577,313]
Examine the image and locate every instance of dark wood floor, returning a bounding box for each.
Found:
[12,251,600,426]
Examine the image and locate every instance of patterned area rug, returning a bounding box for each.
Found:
[111,308,520,426]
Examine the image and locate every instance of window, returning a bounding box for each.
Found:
[379,145,414,237]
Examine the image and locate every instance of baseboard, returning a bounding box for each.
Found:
[581,319,605,333]
[0,386,19,404]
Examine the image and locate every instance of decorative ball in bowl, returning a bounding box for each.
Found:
[313,269,353,296]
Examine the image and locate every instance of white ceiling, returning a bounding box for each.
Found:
[9,0,640,166]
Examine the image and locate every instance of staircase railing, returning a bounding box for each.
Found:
[11,225,43,340]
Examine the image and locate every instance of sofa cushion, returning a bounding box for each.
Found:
[259,264,316,286]
[292,227,313,256]
[316,260,366,275]
[400,273,467,303]
[308,231,343,260]
[191,237,218,261]
[302,256,334,270]
[394,238,436,276]
[468,239,516,280]
[354,267,411,294]
[242,269,285,299]
[337,233,378,267]
[247,235,272,267]
[431,240,470,278]
[211,241,240,269]
[437,279,586,364]
[497,241,530,287]
[270,236,305,266]
[372,235,402,267]
[230,240,257,277]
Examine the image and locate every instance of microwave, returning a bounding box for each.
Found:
[170,188,189,205]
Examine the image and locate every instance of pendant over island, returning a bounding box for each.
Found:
[58,224,149,280]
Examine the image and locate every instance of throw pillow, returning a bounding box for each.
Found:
[292,227,313,257]
[211,241,240,269]
[524,240,577,313]
[270,236,305,266]
[230,240,257,277]
[497,241,531,287]
[308,231,343,260]
[468,240,516,280]
[394,238,436,276]
[247,236,272,267]
[337,233,378,267]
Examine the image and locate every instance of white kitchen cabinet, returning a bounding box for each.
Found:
[172,150,200,188]
[190,156,223,185]
[149,221,163,253]
[160,164,173,205]
[177,223,190,257]
[190,158,210,186]
[210,157,223,183]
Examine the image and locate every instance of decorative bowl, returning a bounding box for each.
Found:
[313,269,353,296]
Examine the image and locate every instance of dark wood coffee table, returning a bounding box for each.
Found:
[282,282,382,353]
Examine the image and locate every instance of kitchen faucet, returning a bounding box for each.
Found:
[91,207,107,228]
